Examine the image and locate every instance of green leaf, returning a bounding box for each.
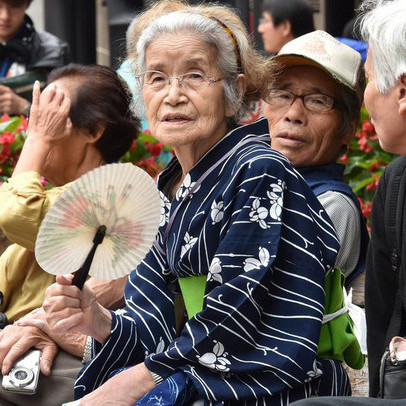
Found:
[0,117,22,133]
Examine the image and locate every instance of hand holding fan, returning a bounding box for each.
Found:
[35,163,161,288]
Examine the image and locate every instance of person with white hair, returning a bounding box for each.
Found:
[32,2,355,405]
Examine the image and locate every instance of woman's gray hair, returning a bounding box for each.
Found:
[358,0,406,93]
[131,8,274,125]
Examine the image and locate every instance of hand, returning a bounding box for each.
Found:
[0,324,58,376]
[0,85,28,115]
[16,308,87,358]
[12,80,72,177]
[43,274,112,344]
[78,363,155,406]
[86,276,126,310]
[26,80,72,146]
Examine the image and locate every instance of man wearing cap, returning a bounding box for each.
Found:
[264,30,369,289]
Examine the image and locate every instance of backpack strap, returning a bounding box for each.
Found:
[384,156,406,345]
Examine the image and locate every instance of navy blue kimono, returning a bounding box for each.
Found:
[75,118,350,405]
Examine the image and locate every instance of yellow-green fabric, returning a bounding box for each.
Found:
[179,269,365,370]
[318,268,365,369]
[0,171,68,321]
[178,275,207,319]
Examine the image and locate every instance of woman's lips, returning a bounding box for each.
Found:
[161,114,192,125]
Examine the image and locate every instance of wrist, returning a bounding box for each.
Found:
[92,304,112,344]
[22,101,31,116]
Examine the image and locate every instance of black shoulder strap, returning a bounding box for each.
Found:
[385,156,406,344]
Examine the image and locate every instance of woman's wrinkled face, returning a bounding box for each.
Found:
[264,65,349,167]
[142,32,229,152]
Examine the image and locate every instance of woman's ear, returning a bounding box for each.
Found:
[82,125,106,144]
[398,74,406,116]
[225,74,246,117]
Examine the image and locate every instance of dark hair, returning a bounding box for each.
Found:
[337,66,366,138]
[262,0,315,38]
[48,64,140,163]
[6,0,32,7]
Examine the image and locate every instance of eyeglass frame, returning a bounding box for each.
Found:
[135,70,223,92]
[265,89,343,113]
[258,17,272,26]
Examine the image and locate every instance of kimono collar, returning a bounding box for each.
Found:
[158,118,270,193]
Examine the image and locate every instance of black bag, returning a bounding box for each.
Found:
[378,156,406,398]
[379,349,406,399]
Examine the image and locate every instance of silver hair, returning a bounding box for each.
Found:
[132,11,249,123]
[358,0,406,93]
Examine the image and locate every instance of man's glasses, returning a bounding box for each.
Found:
[265,89,341,113]
[258,17,272,25]
[136,70,222,92]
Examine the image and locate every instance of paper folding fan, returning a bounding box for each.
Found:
[35,163,161,288]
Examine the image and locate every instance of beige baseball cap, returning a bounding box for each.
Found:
[275,30,364,101]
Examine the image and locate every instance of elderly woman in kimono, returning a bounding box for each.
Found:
[37,2,350,405]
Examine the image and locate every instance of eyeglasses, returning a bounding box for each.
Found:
[265,89,341,113]
[258,17,272,25]
[136,70,222,92]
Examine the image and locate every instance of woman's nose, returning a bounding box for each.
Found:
[164,79,187,105]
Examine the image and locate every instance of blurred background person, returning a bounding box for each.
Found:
[0,0,69,116]
[257,0,315,54]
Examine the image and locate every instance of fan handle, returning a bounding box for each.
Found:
[72,225,107,290]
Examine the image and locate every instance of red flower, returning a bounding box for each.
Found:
[147,142,163,157]
[0,132,15,145]
[17,116,28,132]
[358,197,373,219]
[339,153,349,164]
[130,139,138,153]
[362,120,375,134]
[1,114,10,122]
[357,136,373,153]
[0,146,11,163]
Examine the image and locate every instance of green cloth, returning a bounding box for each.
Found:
[178,275,207,319]
[318,268,365,369]
[178,269,365,370]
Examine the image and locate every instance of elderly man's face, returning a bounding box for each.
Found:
[264,65,350,167]
[142,32,230,156]
[364,48,406,154]
[0,0,28,42]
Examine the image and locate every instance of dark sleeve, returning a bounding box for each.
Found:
[365,169,397,397]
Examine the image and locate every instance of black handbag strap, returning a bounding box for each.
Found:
[385,157,406,345]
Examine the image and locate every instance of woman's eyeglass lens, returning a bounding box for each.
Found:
[266,89,336,113]
[137,70,222,91]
